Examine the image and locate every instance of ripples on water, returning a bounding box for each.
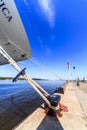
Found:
[0,80,64,130]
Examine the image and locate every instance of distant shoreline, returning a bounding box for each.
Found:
[0,77,49,81]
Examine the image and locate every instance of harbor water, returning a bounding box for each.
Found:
[0,80,64,130]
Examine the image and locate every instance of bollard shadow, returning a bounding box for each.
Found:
[36,106,64,130]
[37,115,64,130]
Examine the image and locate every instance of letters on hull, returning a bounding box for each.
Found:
[0,0,31,65]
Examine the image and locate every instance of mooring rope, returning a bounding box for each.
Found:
[8,41,66,83]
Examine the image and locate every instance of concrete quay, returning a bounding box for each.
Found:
[14,82,87,130]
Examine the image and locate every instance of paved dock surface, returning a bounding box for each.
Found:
[14,83,87,130]
[74,82,87,117]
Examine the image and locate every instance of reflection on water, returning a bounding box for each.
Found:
[0,80,63,130]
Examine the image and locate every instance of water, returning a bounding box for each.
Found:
[0,80,64,130]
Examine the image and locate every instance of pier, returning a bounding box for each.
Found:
[14,82,87,130]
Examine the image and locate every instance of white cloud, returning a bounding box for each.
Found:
[45,46,52,56]
[38,0,55,27]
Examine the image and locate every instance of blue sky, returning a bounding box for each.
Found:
[0,0,87,80]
